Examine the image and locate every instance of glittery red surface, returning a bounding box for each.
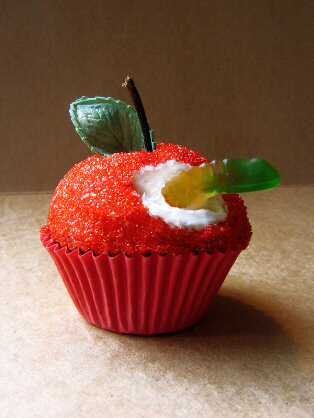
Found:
[42,143,251,255]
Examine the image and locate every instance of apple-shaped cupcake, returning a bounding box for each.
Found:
[41,77,280,335]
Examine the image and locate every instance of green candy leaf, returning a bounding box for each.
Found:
[211,158,281,194]
[69,97,145,155]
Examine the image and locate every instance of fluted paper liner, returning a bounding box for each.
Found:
[41,232,241,335]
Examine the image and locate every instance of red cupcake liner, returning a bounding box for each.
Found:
[41,232,241,335]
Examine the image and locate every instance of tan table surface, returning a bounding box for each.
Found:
[1,187,313,418]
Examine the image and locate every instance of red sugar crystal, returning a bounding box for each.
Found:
[43,143,251,255]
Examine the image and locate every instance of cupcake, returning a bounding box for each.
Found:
[41,76,280,335]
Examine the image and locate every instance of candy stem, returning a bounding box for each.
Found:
[122,75,155,152]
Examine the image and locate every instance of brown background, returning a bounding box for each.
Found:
[1,0,313,192]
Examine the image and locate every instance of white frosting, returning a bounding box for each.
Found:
[133,160,227,230]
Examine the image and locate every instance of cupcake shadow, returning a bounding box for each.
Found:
[189,293,284,337]
[86,288,297,385]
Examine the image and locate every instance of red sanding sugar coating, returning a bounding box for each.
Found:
[43,143,251,255]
